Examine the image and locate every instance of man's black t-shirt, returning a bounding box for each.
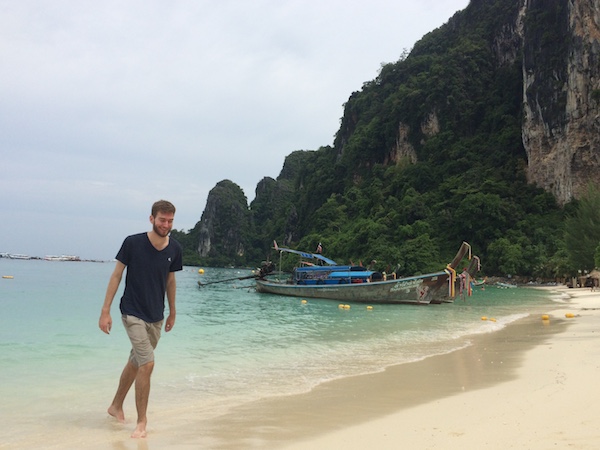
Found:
[116,233,183,323]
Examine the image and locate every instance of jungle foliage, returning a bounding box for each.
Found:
[566,184,600,272]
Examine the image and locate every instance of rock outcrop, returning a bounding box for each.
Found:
[522,0,600,205]
[196,180,251,264]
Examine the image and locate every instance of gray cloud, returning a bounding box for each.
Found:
[0,0,469,259]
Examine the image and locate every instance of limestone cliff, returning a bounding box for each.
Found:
[191,0,598,269]
[249,150,315,248]
[522,0,600,205]
[196,180,251,265]
[334,0,600,206]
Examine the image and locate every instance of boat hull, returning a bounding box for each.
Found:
[256,271,452,304]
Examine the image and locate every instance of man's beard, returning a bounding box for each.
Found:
[153,223,170,238]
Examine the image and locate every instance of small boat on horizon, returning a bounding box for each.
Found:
[255,241,480,305]
[7,254,31,260]
[44,255,81,261]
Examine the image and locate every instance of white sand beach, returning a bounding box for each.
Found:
[280,285,600,449]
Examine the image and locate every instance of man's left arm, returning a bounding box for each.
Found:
[165,271,176,332]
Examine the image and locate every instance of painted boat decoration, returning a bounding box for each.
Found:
[255,241,480,305]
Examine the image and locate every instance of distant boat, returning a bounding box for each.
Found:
[8,254,31,260]
[44,255,81,261]
[496,282,517,289]
[255,241,480,305]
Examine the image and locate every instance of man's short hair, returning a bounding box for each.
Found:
[151,200,176,217]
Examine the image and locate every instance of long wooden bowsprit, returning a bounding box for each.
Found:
[197,261,275,287]
[197,274,258,287]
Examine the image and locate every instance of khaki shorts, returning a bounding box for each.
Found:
[122,315,163,367]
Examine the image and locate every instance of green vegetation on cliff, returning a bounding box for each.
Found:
[177,0,598,279]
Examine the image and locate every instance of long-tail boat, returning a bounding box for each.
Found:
[254,241,480,305]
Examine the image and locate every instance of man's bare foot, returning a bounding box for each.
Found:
[131,421,147,438]
[107,405,125,423]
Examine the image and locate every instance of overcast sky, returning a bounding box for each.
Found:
[1,0,469,260]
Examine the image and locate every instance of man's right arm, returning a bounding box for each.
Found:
[99,261,126,334]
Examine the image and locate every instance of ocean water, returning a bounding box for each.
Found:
[0,258,565,448]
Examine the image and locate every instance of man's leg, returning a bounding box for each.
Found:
[119,315,162,438]
[131,361,155,438]
[108,360,138,422]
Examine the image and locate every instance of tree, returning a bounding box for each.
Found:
[487,237,524,276]
[565,183,600,271]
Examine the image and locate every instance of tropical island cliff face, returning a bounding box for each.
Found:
[175,0,600,278]
[522,0,600,205]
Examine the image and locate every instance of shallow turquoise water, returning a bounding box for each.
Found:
[0,258,562,445]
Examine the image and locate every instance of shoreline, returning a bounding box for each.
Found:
[134,285,598,449]
[14,285,595,449]
[204,318,565,449]
[278,285,600,449]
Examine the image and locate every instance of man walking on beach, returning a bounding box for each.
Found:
[99,200,183,438]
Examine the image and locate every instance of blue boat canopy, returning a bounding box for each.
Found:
[273,244,338,265]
